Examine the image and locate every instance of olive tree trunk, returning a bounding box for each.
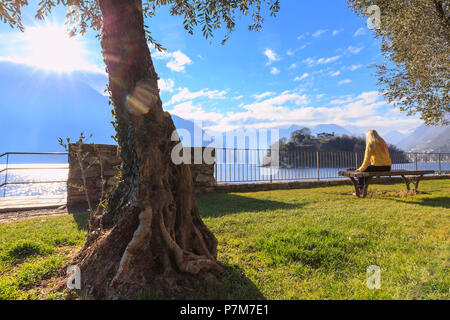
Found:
[69,0,220,299]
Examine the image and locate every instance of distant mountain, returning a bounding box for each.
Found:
[383,130,410,146]
[311,124,354,137]
[397,123,450,152]
[0,62,114,155]
[0,62,210,163]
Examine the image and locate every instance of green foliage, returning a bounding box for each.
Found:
[0,0,280,46]
[289,128,312,145]
[347,0,450,125]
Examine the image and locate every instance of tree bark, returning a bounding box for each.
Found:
[69,0,220,299]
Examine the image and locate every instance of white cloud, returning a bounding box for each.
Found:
[158,78,175,92]
[264,48,281,65]
[288,63,297,70]
[253,92,275,100]
[329,91,383,120]
[300,42,312,50]
[220,91,311,127]
[166,87,227,106]
[303,55,341,67]
[294,73,309,81]
[303,58,315,67]
[286,50,295,56]
[270,67,280,75]
[152,48,192,72]
[346,64,364,71]
[312,29,328,37]
[354,27,367,37]
[329,96,354,105]
[346,45,364,55]
[332,28,344,36]
[338,79,352,85]
[232,95,244,100]
[297,33,308,41]
[207,90,365,132]
[173,90,420,135]
[317,56,341,64]
[166,51,192,72]
[330,71,341,77]
[168,101,223,122]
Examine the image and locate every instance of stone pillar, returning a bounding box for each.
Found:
[185,147,216,194]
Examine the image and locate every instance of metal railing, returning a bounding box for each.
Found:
[0,152,68,197]
[0,150,448,196]
[214,149,450,184]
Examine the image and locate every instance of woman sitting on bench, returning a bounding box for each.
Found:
[355,129,392,196]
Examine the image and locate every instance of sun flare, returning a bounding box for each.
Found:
[22,23,91,73]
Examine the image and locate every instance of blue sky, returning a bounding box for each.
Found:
[0,0,423,138]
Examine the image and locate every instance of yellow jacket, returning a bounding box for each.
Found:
[358,140,392,171]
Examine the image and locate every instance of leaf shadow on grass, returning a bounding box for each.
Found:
[391,196,450,209]
[197,193,302,218]
[1,242,44,265]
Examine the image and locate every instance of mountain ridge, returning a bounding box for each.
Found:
[397,123,449,152]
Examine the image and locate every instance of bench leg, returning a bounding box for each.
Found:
[413,174,424,192]
[400,175,411,192]
[361,177,372,198]
[401,174,423,193]
[349,177,361,198]
[350,177,371,198]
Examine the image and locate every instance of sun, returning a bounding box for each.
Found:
[22,22,91,73]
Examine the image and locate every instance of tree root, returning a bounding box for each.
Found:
[110,206,153,289]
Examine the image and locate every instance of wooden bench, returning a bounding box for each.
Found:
[338,169,435,198]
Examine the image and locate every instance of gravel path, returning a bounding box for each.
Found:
[0,205,88,223]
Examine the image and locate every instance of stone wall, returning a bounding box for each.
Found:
[66,144,216,207]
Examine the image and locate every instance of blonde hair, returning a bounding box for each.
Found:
[366,129,386,147]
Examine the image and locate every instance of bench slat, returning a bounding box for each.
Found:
[338,170,434,178]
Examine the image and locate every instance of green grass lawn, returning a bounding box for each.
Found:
[0,180,449,300]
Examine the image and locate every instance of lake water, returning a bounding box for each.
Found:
[1,162,448,197]
[0,163,68,197]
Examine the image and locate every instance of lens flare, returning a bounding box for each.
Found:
[125,80,158,115]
